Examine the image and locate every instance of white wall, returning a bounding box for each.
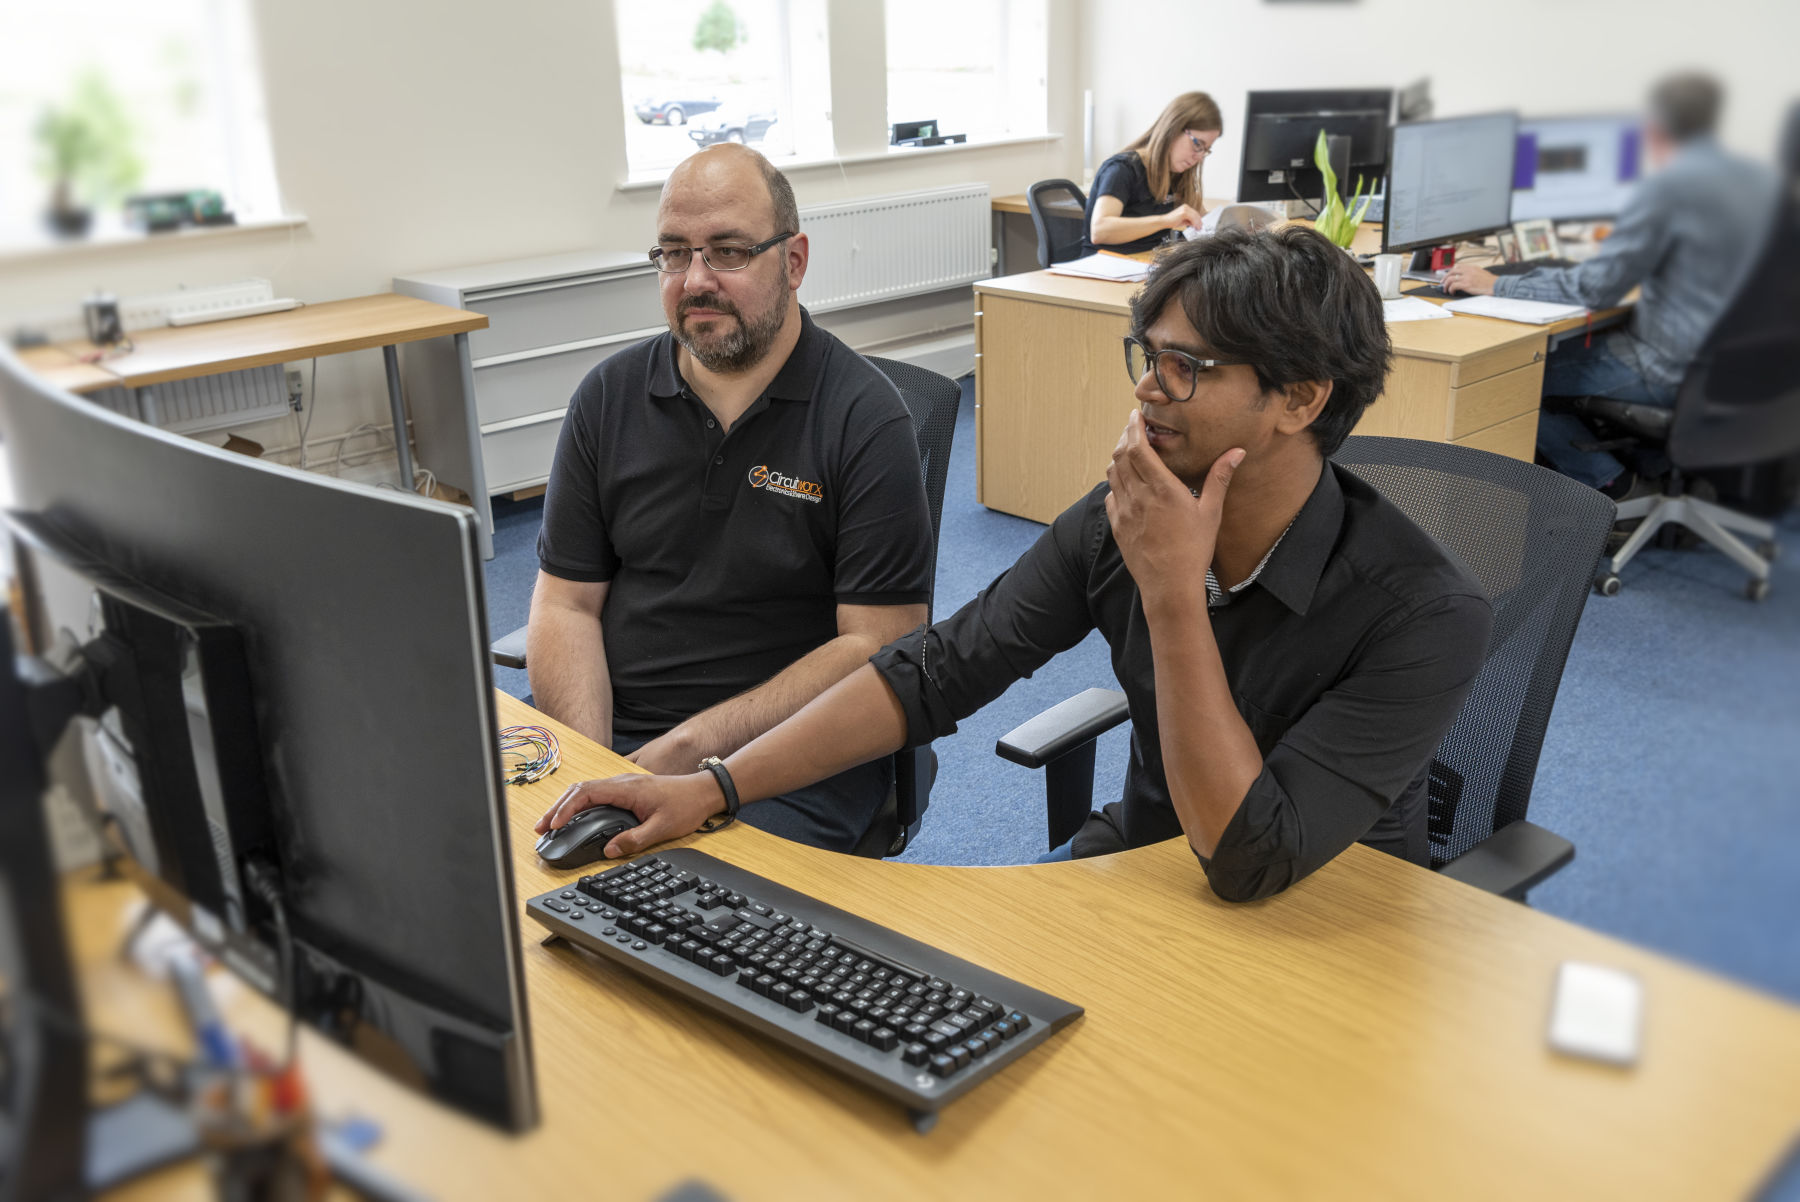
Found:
[1,0,1084,471]
[1079,0,1798,205]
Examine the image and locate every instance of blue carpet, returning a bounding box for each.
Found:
[485,381,1800,1017]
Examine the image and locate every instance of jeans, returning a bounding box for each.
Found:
[1537,331,1675,489]
[610,730,890,854]
[1037,842,1075,863]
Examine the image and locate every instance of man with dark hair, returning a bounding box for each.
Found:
[527,143,934,852]
[540,226,1494,902]
[1443,72,1778,493]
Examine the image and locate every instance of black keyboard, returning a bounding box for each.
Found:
[525,848,1083,1121]
[1409,258,1579,298]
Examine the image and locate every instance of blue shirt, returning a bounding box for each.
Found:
[1494,137,1778,397]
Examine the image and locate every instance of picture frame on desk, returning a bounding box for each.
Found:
[1495,229,1522,264]
[1513,218,1562,262]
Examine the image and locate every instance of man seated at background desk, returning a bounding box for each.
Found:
[528,144,933,852]
[1442,73,1777,493]
[540,228,1494,902]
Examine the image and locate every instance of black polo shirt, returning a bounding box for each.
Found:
[537,308,933,738]
[1083,149,1178,255]
[870,460,1494,901]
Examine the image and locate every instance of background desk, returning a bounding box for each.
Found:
[973,260,1622,524]
[15,295,496,557]
[80,693,1800,1201]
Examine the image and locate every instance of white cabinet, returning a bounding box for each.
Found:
[395,251,662,495]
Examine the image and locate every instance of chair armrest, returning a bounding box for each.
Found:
[996,688,1130,769]
[1438,819,1575,902]
[491,625,529,670]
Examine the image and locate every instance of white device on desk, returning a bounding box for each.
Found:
[1548,961,1643,1066]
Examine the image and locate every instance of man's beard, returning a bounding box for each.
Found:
[674,278,790,373]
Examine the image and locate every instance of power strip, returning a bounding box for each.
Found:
[167,297,301,326]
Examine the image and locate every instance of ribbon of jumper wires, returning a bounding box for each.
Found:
[498,724,561,785]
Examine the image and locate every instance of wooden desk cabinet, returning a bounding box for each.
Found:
[396,251,662,496]
[973,270,1561,525]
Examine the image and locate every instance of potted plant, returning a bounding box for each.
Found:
[1311,128,1374,249]
[34,70,142,238]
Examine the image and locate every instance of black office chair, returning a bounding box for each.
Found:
[1027,179,1089,268]
[1567,102,1800,602]
[491,357,963,859]
[995,437,1617,902]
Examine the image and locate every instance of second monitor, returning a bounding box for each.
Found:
[1239,89,1394,205]
[1383,111,1520,255]
[1512,114,1643,222]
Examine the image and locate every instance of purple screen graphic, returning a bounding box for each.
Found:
[1619,129,1642,181]
[1514,134,1538,189]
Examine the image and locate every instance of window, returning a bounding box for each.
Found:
[616,0,833,179]
[0,0,281,250]
[885,0,1046,147]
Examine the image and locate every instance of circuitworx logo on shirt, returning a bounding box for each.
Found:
[748,464,823,504]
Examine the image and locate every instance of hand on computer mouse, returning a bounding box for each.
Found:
[535,771,724,860]
[1440,264,1498,297]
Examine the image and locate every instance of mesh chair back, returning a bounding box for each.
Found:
[867,356,960,592]
[1027,179,1089,268]
[1332,437,1615,867]
[1665,101,1800,470]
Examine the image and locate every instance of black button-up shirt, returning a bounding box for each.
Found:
[871,460,1494,901]
[538,309,934,737]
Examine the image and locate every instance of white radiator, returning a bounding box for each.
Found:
[89,364,292,436]
[796,184,992,314]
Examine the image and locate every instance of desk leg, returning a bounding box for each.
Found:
[133,386,157,426]
[382,345,415,490]
[456,332,495,560]
[993,210,1006,276]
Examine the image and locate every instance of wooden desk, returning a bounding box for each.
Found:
[74,692,1800,1201]
[16,295,497,558]
[973,247,1619,524]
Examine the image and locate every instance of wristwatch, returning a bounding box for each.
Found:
[697,756,740,832]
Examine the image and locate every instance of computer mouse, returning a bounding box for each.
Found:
[535,805,640,869]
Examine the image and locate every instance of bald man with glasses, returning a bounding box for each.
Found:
[526,144,933,853]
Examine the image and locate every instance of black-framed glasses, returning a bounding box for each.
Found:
[1124,336,1247,402]
[649,231,795,274]
[1184,131,1213,159]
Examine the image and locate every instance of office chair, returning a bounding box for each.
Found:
[490,356,963,859]
[1026,179,1089,269]
[1568,103,1800,602]
[995,436,1617,902]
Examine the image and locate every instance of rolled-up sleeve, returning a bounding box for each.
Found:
[870,489,1104,748]
[1199,590,1494,902]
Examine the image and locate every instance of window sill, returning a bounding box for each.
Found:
[616,133,1063,193]
[0,214,309,267]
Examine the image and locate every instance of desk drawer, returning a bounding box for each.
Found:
[465,270,660,360]
[1448,361,1545,440]
[1453,409,1538,461]
[473,336,642,427]
[480,411,566,493]
[1452,336,1547,388]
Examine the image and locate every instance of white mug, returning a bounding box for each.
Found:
[1373,253,1404,300]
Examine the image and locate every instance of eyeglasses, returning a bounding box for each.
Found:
[649,231,795,273]
[1185,131,1213,159]
[1123,336,1247,402]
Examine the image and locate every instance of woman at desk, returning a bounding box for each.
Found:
[1083,92,1222,255]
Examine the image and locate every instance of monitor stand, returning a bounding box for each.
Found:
[1,607,201,1199]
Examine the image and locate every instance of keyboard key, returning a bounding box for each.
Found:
[928,1054,958,1077]
[706,955,735,977]
[543,899,570,913]
[993,1020,1016,1039]
[902,1043,931,1066]
[1007,1011,1031,1031]
[869,1027,898,1052]
[852,1019,877,1043]
[964,1038,989,1060]
[816,1003,839,1024]
[785,990,814,1013]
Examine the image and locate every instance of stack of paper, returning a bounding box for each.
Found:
[1441,295,1588,325]
[1047,253,1149,283]
[1382,296,1453,323]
